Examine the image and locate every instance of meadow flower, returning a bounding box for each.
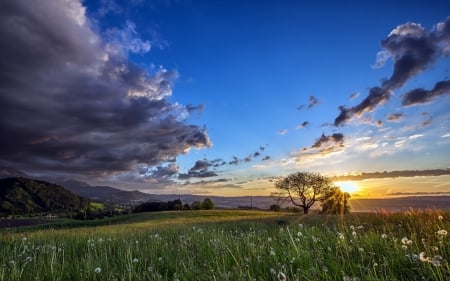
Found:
[412,254,419,261]
[133,258,139,263]
[438,215,443,220]
[277,271,287,281]
[352,231,357,237]
[25,257,33,262]
[431,246,439,252]
[270,248,276,256]
[381,234,387,239]
[419,252,429,262]
[95,267,102,273]
[401,237,409,244]
[430,255,443,266]
[401,245,408,250]
[436,229,447,236]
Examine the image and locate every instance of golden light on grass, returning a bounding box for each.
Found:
[335,181,359,194]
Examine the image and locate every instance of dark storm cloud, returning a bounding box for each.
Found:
[178,170,218,180]
[334,18,450,126]
[387,113,406,122]
[147,164,179,178]
[0,0,211,177]
[311,133,344,149]
[402,80,450,106]
[190,159,211,171]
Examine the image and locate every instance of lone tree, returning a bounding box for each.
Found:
[273,172,335,214]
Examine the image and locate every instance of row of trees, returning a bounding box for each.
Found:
[133,198,215,213]
[273,172,351,215]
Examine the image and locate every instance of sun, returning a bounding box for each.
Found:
[334,181,359,194]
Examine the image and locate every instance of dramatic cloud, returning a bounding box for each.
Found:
[335,17,450,126]
[146,164,179,178]
[190,159,211,171]
[402,80,450,106]
[178,159,219,180]
[0,0,211,178]
[311,133,344,149]
[387,113,406,122]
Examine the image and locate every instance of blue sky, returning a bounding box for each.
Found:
[0,0,449,196]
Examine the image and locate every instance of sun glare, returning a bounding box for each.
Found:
[335,181,359,194]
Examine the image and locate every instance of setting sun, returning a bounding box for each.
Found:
[335,181,359,194]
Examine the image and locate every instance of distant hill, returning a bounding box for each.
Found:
[0,177,88,216]
[58,180,154,204]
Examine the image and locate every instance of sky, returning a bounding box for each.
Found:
[0,0,449,197]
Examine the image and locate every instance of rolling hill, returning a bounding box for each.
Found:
[0,177,88,215]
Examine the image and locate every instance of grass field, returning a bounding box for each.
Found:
[0,209,449,281]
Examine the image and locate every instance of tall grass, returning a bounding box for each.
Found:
[0,209,448,280]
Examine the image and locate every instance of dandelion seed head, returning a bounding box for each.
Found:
[401,237,409,244]
[438,215,443,220]
[381,234,387,239]
[437,229,447,236]
[352,231,357,237]
[419,252,429,262]
[133,258,139,263]
[401,245,408,250]
[95,267,102,273]
[277,271,287,281]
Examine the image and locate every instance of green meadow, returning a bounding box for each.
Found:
[0,209,449,281]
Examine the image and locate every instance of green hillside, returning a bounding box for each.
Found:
[0,177,88,216]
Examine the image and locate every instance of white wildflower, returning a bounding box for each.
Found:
[401,245,408,250]
[401,237,409,244]
[352,231,357,237]
[437,229,447,236]
[95,267,102,273]
[381,234,387,239]
[419,252,429,262]
[277,271,287,281]
[438,215,443,220]
[133,258,139,263]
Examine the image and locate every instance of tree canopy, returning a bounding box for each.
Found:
[272,172,337,214]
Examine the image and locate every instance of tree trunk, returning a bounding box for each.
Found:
[303,206,309,214]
